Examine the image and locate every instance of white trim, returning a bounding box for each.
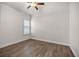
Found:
[0,38,29,48]
[32,37,69,46]
[0,37,69,48]
[69,44,79,57]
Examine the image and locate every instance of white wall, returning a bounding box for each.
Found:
[69,3,79,56]
[0,4,1,44]
[0,4,31,48]
[31,2,69,46]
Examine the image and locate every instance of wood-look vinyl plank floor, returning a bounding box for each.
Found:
[0,39,74,57]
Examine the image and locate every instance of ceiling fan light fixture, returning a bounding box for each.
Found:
[31,2,37,7]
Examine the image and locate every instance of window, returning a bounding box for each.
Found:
[24,19,30,35]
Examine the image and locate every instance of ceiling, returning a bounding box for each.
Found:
[1,2,69,15]
[3,2,45,15]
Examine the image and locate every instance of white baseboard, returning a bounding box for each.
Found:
[69,44,79,57]
[0,38,29,48]
[0,37,68,47]
[32,37,69,46]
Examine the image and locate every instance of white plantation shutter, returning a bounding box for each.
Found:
[24,19,30,35]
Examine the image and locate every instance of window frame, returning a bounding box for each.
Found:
[23,18,31,35]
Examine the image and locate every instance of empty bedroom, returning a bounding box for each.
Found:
[0,2,79,57]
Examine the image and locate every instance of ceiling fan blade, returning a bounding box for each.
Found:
[37,3,44,5]
[27,5,31,9]
[35,6,38,10]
